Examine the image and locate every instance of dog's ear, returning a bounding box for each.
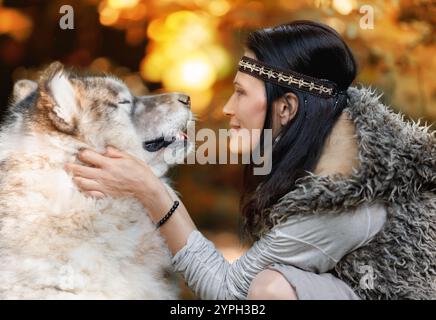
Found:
[13,79,38,102]
[38,62,78,135]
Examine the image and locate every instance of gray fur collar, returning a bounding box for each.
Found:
[264,86,436,299]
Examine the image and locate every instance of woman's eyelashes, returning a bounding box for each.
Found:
[234,88,245,96]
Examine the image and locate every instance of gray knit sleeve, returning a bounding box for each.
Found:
[171,202,387,300]
[171,229,275,300]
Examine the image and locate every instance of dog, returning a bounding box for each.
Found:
[0,62,193,299]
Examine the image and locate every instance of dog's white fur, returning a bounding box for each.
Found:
[0,63,193,299]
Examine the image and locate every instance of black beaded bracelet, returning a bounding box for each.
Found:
[155,200,179,229]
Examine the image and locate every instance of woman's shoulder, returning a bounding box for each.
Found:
[268,201,388,263]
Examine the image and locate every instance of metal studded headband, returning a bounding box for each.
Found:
[238,55,339,98]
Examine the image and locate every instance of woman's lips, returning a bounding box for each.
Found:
[230,125,240,136]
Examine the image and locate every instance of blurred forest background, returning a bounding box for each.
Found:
[0,0,434,299]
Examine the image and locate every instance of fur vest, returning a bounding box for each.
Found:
[265,87,435,299]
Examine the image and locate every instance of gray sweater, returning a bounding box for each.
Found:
[171,201,387,300]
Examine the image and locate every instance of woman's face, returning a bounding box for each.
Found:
[223,51,267,154]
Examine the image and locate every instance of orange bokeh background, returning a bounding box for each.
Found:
[0,0,434,299]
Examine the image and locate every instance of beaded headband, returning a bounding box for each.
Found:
[238,55,339,98]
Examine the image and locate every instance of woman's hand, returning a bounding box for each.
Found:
[64,146,166,205]
[66,146,197,253]
[66,146,197,254]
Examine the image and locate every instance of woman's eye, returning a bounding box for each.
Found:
[235,89,244,96]
[118,100,131,104]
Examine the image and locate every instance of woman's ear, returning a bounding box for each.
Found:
[274,92,298,127]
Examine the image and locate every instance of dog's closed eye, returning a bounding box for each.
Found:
[118,100,131,104]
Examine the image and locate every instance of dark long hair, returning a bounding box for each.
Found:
[240,20,357,242]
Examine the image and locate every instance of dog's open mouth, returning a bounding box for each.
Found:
[143,131,188,152]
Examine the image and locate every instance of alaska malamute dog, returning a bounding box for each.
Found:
[0,62,193,299]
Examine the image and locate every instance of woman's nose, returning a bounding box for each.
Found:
[222,98,235,117]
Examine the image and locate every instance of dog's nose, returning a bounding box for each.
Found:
[178,95,191,107]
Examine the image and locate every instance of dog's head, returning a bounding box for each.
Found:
[13,62,194,176]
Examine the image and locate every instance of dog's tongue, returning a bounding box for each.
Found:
[179,131,188,140]
[143,136,176,152]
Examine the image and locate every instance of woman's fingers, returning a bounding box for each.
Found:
[65,163,101,179]
[104,146,126,158]
[84,191,106,199]
[77,148,108,168]
[65,146,154,199]
[73,176,103,192]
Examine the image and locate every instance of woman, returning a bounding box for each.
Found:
[65,21,435,300]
